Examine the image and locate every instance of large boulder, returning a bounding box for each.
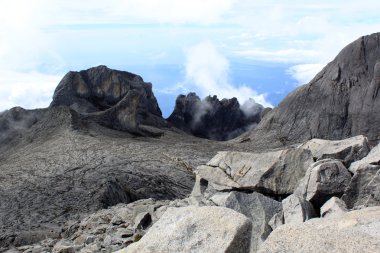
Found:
[297,159,351,208]
[299,135,370,166]
[122,206,252,253]
[210,191,282,252]
[349,142,380,173]
[196,148,314,195]
[50,65,166,136]
[342,163,380,209]
[239,33,380,148]
[258,207,380,253]
[167,93,264,141]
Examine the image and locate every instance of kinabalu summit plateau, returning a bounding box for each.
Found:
[1,33,380,253]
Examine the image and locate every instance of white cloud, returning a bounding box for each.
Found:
[182,41,272,107]
[0,0,65,111]
[287,64,325,85]
[0,71,61,111]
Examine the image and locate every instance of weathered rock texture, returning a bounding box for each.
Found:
[0,107,44,153]
[14,198,190,253]
[298,159,351,208]
[167,93,264,141]
[123,206,252,253]
[342,163,380,209]
[300,135,370,166]
[240,33,380,148]
[320,197,347,218]
[259,207,380,253]
[0,107,242,250]
[196,148,314,195]
[210,192,282,252]
[282,194,316,224]
[349,142,380,173]
[50,65,166,136]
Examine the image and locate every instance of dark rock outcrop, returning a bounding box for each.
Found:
[239,33,380,148]
[50,65,167,136]
[0,107,43,151]
[167,93,264,141]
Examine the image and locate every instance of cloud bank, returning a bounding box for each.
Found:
[182,41,272,107]
[0,72,61,111]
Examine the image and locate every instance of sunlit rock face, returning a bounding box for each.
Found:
[50,65,166,136]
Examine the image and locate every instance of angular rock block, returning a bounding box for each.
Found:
[282,194,316,224]
[210,191,282,252]
[349,142,380,173]
[196,148,314,195]
[300,135,369,166]
[302,160,351,208]
[320,197,347,218]
[342,163,380,209]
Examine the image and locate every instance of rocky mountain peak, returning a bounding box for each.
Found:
[50,65,166,136]
[167,92,265,141]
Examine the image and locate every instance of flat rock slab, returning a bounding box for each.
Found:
[196,148,313,195]
[300,135,369,166]
[259,207,380,253]
[122,206,252,253]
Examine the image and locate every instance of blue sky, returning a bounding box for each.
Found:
[1,0,380,116]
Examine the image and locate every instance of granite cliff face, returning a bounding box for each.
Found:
[167,93,264,141]
[240,32,380,148]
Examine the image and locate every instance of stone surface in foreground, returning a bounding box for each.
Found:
[259,207,380,253]
[121,206,252,253]
[196,148,313,195]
